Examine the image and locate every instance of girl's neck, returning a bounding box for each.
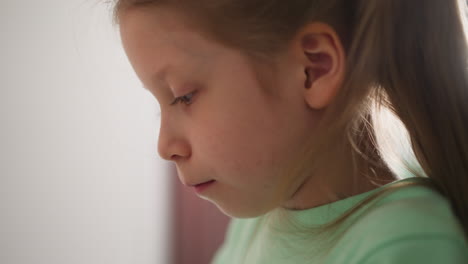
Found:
[281,137,396,211]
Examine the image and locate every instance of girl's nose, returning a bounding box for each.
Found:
[157,120,191,161]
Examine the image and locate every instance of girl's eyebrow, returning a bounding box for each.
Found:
[142,64,172,91]
[152,64,172,85]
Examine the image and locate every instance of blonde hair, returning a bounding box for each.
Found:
[111,0,468,240]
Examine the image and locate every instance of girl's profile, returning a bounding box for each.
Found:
[110,0,468,263]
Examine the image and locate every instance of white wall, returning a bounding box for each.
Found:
[0,1,170,263]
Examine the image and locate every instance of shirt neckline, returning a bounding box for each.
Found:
[268,177,419,228]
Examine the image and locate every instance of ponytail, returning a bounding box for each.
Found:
[351,0,468,237]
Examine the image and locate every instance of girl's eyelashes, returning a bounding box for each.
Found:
[170,91,197,106]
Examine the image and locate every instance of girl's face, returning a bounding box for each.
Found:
[119,6,321,217]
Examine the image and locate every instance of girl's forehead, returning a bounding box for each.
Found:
[119,6,239,94]
[120,6,222,60]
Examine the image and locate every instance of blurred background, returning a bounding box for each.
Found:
[0,0,229,263]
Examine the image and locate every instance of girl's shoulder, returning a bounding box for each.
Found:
[358,181,465,236]
[330,182,468,263]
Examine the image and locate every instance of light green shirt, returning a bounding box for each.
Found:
[212,178,468,263]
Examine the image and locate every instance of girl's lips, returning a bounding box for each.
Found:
[193,180,216,193]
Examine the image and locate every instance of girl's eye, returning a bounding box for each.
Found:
[170,91,197,106]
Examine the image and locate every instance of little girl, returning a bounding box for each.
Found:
[111,0,468,263]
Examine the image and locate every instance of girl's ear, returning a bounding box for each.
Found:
[295,23,346,110]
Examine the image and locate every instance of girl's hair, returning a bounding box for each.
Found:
[111,0,468,239]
